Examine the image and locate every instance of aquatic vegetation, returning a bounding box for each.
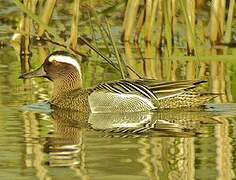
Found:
[123,0,235,55]
[0,0,234,101]
[0,1,236,179]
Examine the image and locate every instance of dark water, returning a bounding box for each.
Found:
[1,48,236,180]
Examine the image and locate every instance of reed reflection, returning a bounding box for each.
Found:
[42,106,219,157]
[22,105,236,179]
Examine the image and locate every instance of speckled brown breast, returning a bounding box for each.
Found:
[50,88,93,112]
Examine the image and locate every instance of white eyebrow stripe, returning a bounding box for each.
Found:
[49,55,82,76]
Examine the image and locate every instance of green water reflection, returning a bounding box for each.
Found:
[1,0,236,179]
[0,48,236,179]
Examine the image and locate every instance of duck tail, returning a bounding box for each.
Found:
[199,92,222,104]
[200,92,223,97]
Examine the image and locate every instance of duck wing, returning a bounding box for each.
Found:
[88,79,206,113]
[93,79,206,99]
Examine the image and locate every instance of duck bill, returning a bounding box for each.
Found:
[19,66,47,79]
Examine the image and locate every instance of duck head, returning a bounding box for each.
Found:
[19,51,83,97]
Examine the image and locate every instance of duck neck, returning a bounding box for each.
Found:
[52,73,82,98]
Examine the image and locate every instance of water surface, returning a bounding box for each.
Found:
[0,48,236,180]
[1,1,236,179]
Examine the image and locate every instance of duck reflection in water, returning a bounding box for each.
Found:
[42,105,219,167]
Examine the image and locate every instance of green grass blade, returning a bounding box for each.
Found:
[105,18,126,79]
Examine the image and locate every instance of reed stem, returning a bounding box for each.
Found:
[156,0,163,49]
[209,0,225,44]
[144,0,158,43]
[218,0,226,39]
[70,0,80,49]
[180,0,196,55]
[134,7,144,43]
[105,18,126,79]
[144,0,152,42]
[38,0,56,36]
[122,0,140,41]
[19,0,37,73]
[163,0,173,56]
[94,15,112,57]
[78,36,121,73]
[224,0,235,43]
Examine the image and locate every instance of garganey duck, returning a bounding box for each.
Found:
[19,51,217,113]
